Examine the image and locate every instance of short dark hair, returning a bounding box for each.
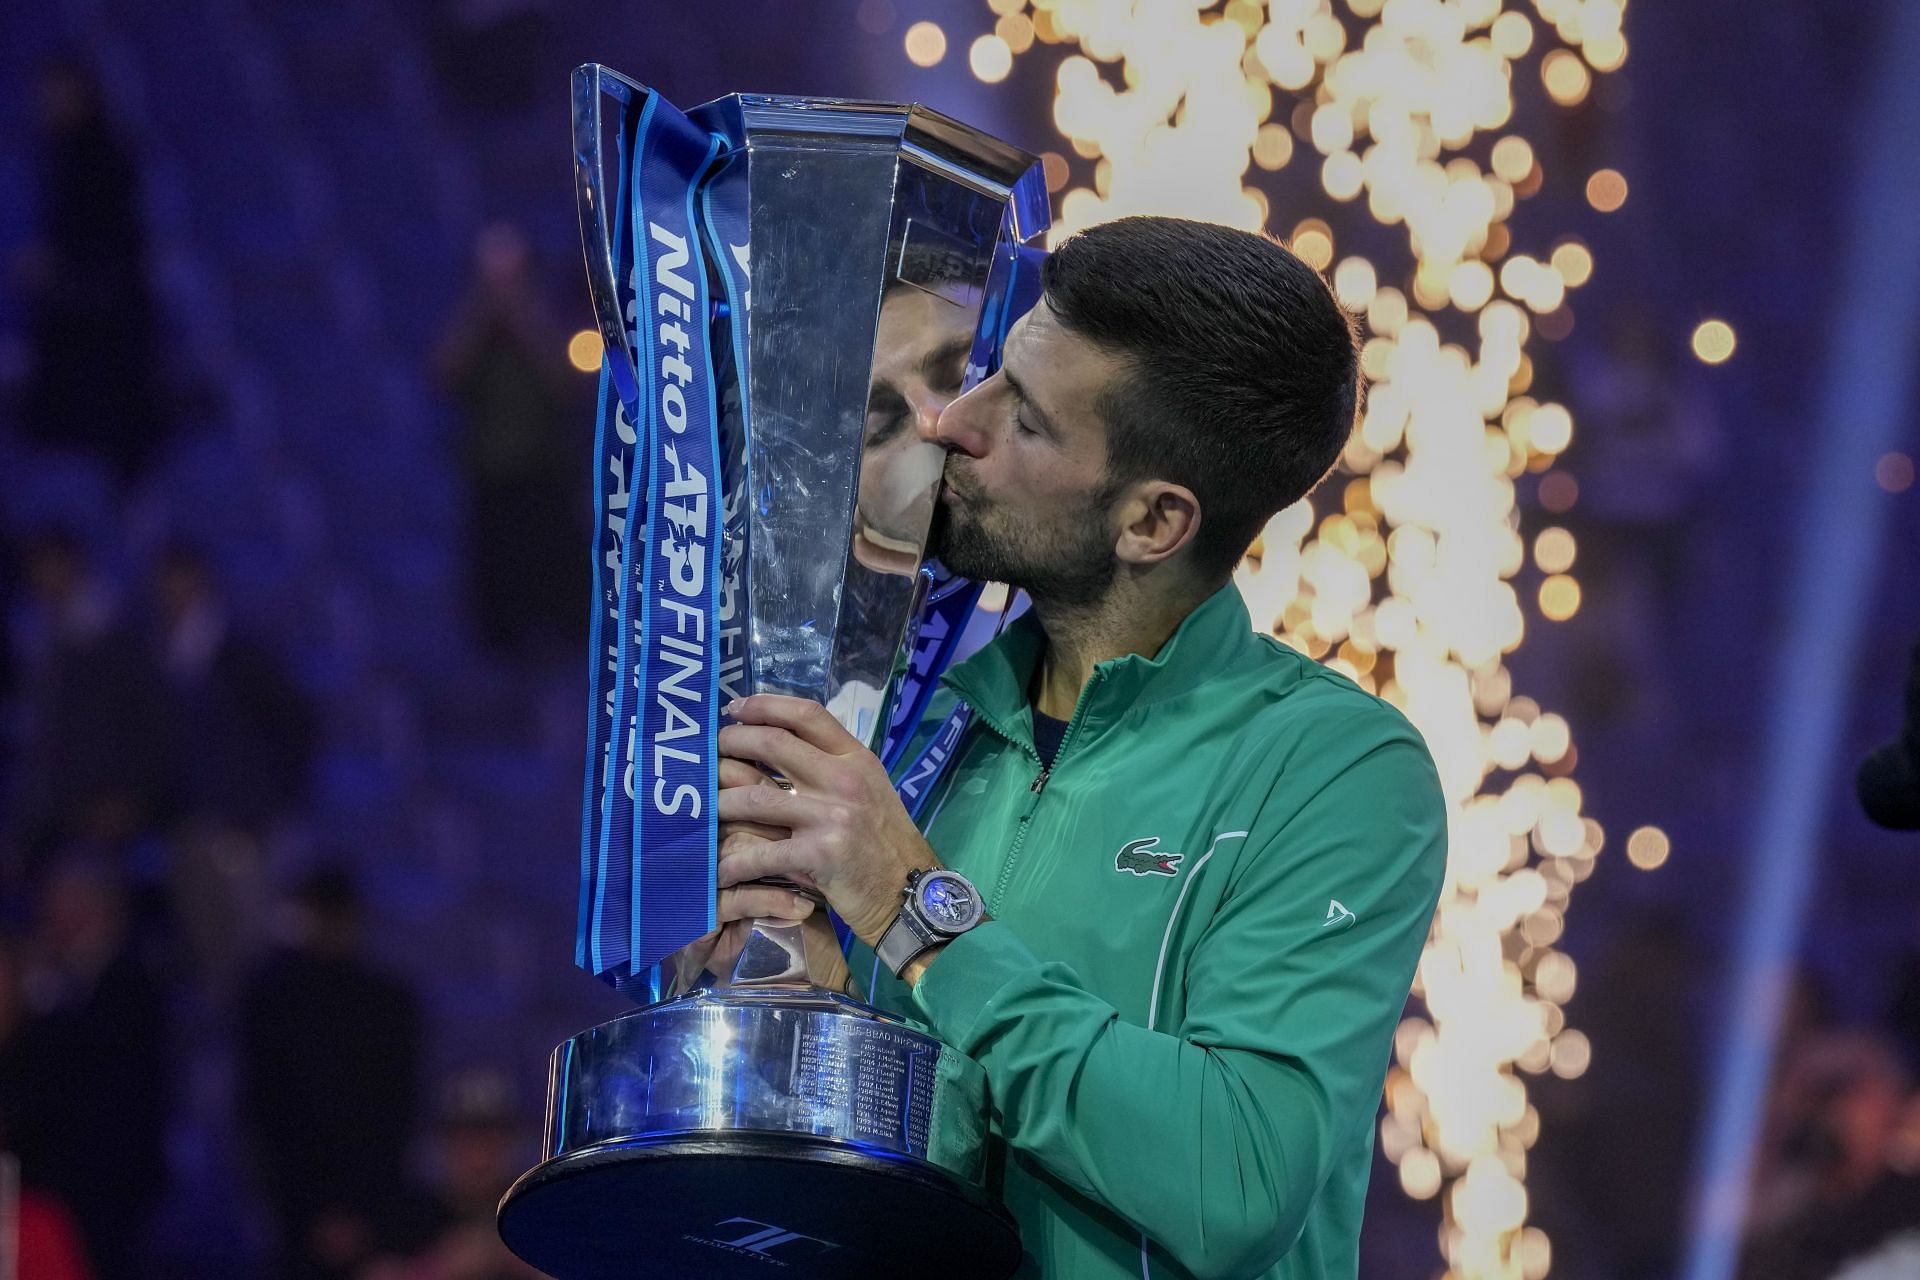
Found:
[1040,216,1360,580]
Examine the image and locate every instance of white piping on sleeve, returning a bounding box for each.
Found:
[1146,830,1247,1032]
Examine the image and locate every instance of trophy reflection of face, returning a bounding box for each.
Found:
[853,284,974,577]
[666,283,978,992]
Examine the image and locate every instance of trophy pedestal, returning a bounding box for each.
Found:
[497,990,1020,1278]
[499,1132,1017,1278]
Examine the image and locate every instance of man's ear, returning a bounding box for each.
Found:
[1113,480,1202,567]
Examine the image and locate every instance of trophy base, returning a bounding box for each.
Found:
[497,1131,1021,1278]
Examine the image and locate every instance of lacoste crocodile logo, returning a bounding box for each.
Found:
[1114,836,1184,877]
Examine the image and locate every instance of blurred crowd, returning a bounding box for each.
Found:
[0,853,541,1280]
[0,532,546,1280]
[1,59,568,1280]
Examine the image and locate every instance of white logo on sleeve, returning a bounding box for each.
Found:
[1322,899,1357,931]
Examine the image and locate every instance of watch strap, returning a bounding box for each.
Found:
[876,910,940,979]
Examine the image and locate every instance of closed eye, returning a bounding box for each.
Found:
[1000,365,1058,440]
[866,384,910,447]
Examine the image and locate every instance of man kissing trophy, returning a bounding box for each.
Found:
[494,65,1045,1278]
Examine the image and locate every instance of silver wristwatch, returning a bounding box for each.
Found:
[875,868,986,979]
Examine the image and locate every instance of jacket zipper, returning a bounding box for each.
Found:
[986,672,1103,914]
[987,750,1048,914]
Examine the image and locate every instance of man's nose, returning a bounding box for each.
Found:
[910,388,949,443]
[924,380,989,457]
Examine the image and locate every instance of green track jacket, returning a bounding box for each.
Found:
[849,583,1448,1280]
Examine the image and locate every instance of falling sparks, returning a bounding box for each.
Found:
[915,2,1633,1275]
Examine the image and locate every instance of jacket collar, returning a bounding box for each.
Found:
[941,581,1260,749]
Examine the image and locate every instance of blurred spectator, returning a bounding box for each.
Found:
[433,223,586,663]
[239,867,425,1280]
[358,1070,543,1280]
[420,1071,524,1236]
[15,58,173,483]
[5,1175,95,1280]
[1,935,96,1280]
[10,856,170,1280]
[4,532,172,867]
[1738,1030,1920,1280]
[0,933,24,1147]
[165,819,272,1007]
[150,542,316,833]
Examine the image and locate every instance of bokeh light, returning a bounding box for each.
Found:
[970,33,1014,82]
[1289,218,1334,270]
[1040,150,1070,192]
[1533,527,1576,575]
[1626,825,1672,870]
[1252,122,1295,171]
[1584,31,1628,73]
[1878,451,1916,493]
[997,11,1037,53]
[566,329,602,374]
[1585,168,1628,212]
[1540,49,1591,106]
[1491,137,1536,184]
[1527,403,1575,454]
[919,2,1632,1271]
[904,20,948,67]
[1549,1028,1592,1079]
[1550,241,1594,288]
[1539,575,1582,621]
[1691,318,1737,364]
[1539,471,1579,513]
[1492,12,1534,59]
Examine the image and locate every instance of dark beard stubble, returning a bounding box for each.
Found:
[932,481,1119,611]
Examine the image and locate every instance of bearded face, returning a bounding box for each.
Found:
[922,305,1134,611]
[934,458,1119,609]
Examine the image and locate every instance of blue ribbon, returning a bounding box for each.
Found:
[630,114,726,979]
[701,150,754,713]
[577,89,1049,989]
[893,700,975,823]
[878,566,983,772]
[579,100,644,976]
[579,86,728,986]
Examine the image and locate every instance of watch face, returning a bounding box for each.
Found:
[917,871,982,934]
